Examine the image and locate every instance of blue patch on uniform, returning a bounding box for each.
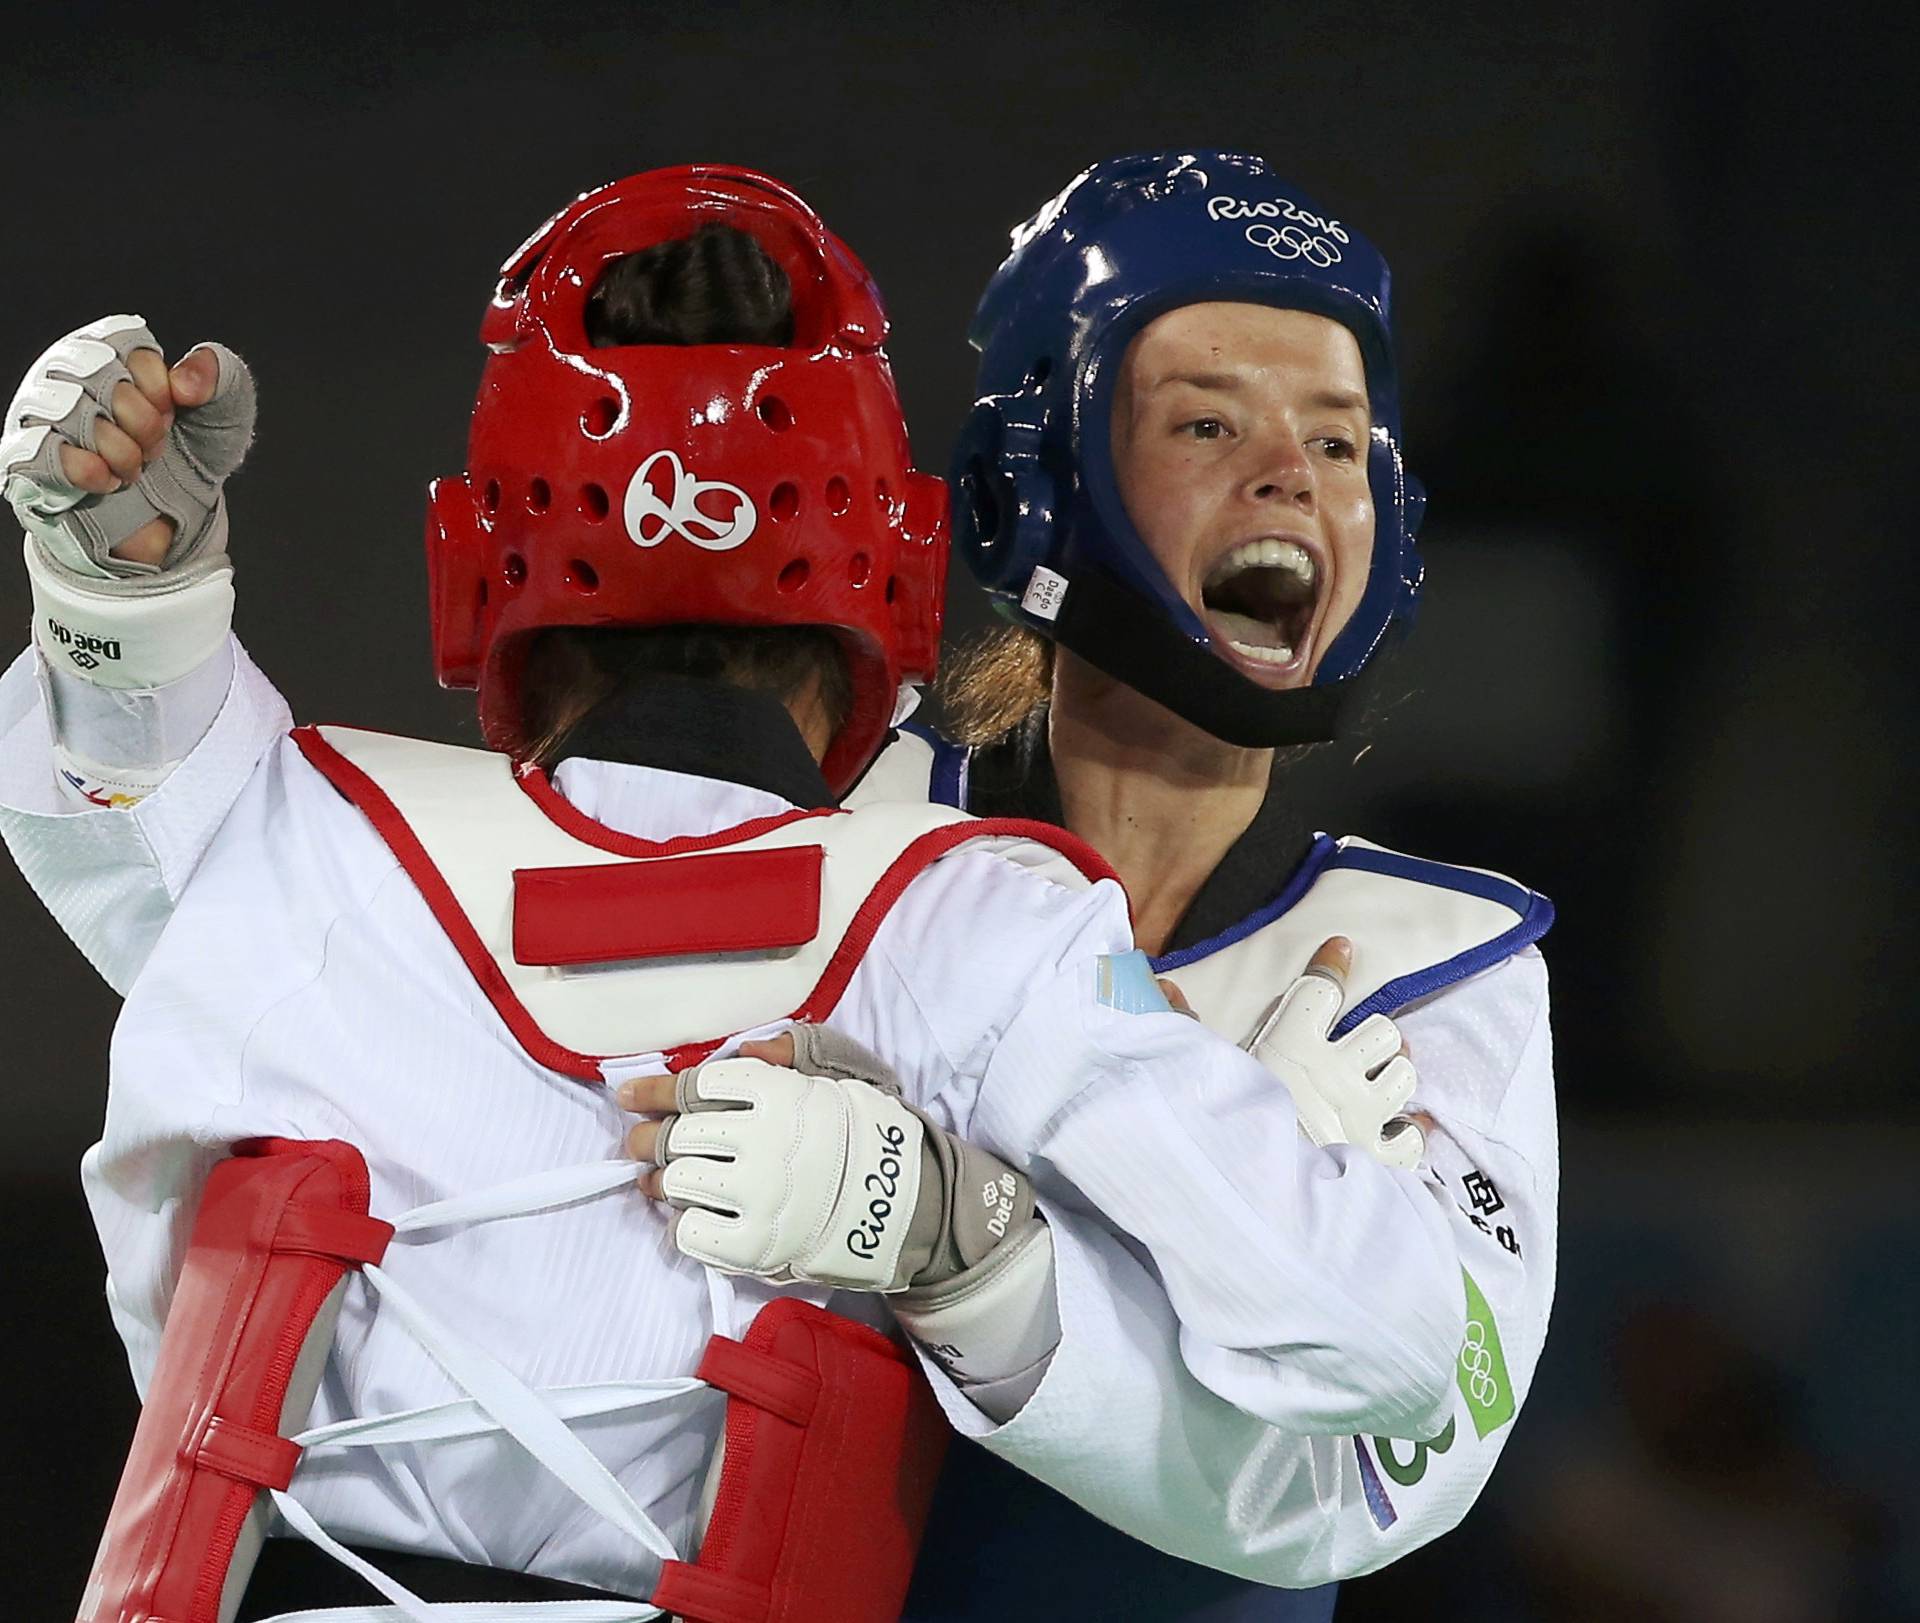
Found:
[1095,950,1173,1014]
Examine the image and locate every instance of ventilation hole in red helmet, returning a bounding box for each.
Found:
[475,579,489,609]
[583,397,619,437]
[567,559,600,593]
[483,479,502,514]
[874,477,893,511]
[778,558,810,593]
[848,551,872,587]
[826,476,851,515]
[771,482,801,521]
[884,574,898,604]
[757,397,793,433]
[580,483,609,522]
[503,553,527,588]
[528,478,551,514]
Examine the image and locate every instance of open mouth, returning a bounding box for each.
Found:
[1200,538,1320,680]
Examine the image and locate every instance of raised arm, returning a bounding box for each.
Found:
[0,317,287,990]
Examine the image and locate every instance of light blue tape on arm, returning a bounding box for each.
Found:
[1095,950,1173,1015]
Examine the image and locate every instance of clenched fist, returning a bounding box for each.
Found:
[3,314,254,580]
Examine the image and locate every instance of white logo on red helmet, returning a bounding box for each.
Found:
[623,449,757,552]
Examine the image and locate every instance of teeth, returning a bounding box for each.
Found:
[1229,639,1295,665]
[1213,537,1317,589]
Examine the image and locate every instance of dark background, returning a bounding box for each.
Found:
[4,2,1916,1617]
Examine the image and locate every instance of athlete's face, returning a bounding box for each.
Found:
[1110,303,1374,688]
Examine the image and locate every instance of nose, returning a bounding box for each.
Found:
[1245,433,1315,509]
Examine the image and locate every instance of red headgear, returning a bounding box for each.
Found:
[426,165,949,791]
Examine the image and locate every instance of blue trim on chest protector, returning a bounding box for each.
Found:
[930,739,1550,1036]
[902,719,969,810]
[1321,845,1556,1033]
[901,1443,1338,1621]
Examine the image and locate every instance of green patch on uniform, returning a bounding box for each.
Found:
[1456,1269,1515,1438]
[1094,950,1173,1015]
[1374,1415,1456,1486]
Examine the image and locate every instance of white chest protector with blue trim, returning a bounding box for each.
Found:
[850,727,1553,1044]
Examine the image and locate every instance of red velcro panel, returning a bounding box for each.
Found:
[656,1297,950,1623]
[78,1139,379,1623]
[512,846,824,967]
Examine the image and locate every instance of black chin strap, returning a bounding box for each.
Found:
[1045,564,1353,747]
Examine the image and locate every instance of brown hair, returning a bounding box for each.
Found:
[935,622,1055,746]
[522,222,846,766]
[584,219,796,348]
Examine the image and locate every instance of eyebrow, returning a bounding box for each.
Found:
[1148,373,1369,414]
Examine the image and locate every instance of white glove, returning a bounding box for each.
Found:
[657,1051,930,1291]
[653,1027,1034,1293]
[1248,959,1426,1171]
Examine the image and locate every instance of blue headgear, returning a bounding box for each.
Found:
[952,151,1426,744]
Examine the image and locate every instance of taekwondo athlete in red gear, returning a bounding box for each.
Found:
[845,152,1560,1618]
[0,167,1472,1620]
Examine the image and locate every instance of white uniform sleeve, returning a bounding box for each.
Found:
[0,635,291,991]
[879,862,1469,1443]
[912,946,1556,1586]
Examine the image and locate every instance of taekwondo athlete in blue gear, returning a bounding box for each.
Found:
[877,151,1555,1621]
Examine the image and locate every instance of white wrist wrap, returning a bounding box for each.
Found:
[893,1218,1060,1388]
[27,536,235,690]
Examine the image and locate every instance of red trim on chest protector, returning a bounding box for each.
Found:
[292,727,1120,1081]
[513,846,824,966]
[515,761,835,854]
[660,814,1122,1069]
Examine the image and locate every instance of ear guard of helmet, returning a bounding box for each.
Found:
[951,393,1057,598]
[426,474,487,691]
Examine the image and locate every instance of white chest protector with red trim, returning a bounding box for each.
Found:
[294,724,1111,1073]
[81,726,1120,1623]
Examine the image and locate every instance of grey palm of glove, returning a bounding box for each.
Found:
[3,314,255,592]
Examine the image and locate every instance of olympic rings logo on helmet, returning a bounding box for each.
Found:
[1243,223,1345,268]
[1460,1317,1500,1408]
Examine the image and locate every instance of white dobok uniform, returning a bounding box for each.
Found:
[0,635,1530,1596]
[855,726,1559,1591]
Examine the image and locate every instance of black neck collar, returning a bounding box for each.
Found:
[550,677,836,810]
[963,711,1316,953]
